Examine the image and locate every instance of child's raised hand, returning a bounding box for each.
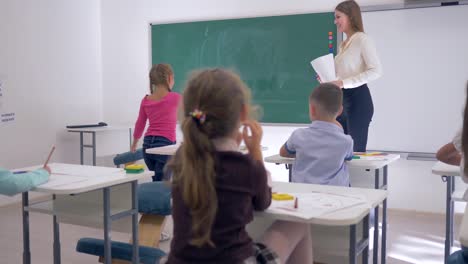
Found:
[235,130,243,146]
[242,120,263,161]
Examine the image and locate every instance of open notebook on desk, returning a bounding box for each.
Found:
[267,192,368,220]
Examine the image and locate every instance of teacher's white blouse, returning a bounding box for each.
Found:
[335,32,382,89]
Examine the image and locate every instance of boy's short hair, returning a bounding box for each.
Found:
[309,83,343,117]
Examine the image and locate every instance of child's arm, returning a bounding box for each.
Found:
[280,143,296,158]
[0,168,50,196]
[132,99,148,152]
[252,161,272,211]
[436,143,462,166]
[280,131,298,158]
[344,137,354,161]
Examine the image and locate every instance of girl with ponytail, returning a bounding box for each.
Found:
[165,69,313,264]
[132,63,181,181]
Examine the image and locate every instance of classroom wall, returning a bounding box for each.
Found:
[0,0,460,213]
[0,0,103,204]
[100,0,468,214]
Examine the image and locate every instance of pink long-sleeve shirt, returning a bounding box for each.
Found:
[133,93,181,142]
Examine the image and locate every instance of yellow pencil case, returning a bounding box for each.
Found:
[125,164,145,170]
[272,193,294,201]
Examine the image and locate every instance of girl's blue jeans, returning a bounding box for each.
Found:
[142,136,176,182]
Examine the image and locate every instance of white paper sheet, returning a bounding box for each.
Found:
[310,54,336,82]
[267,192,367,220]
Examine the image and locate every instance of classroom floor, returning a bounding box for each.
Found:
[0,203,461,264]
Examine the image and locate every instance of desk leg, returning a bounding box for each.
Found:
[53,195,61,264]
[382,165,388,264]
[363,214,370,264]
[285,164,293,182]
[79,132,84,165]
[22,192,31,264]
[450,177,455,248]
[373,169,380,264]
[131,181,139,264]
[92,132,96,166]
[103,187,111,264]
[289,164,292,182]
[444,175,453,263]
[349,224,357,264]
[129,128,132,150]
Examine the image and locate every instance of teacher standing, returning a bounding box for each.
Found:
[331,0,382,152]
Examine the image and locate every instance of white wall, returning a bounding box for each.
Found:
[365,5,468,153]
[0,0,103,204]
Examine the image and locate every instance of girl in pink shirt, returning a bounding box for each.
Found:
[131,64,181,181]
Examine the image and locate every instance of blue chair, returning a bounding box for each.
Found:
[76,238,165,264]
[447,249,468,264]
[76,182,172,263]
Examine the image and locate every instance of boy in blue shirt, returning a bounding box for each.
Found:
[280,83,353,186]
[0,166,50,196]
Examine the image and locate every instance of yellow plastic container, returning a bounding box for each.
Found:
[272,193,294,201]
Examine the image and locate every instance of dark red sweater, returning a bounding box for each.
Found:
[167,151,271,264]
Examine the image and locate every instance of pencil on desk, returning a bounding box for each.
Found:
[294,197,298,209]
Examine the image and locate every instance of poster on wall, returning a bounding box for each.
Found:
[0,78,16,125]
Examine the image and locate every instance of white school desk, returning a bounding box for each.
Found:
[263,153,400,264]
[247,181,387,264]
[145,142,268,155]
[67,125,133,165]
[146,142,181,155]
[16,163,152,264]
[432,161,463,263]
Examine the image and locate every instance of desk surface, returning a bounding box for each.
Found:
[432,161,461,176]
[146,143,181,155]
[258,181,387,226]
[67,125,132,133]
[264,154,400,169]
[146,143,268,155]
[17,163,152,195]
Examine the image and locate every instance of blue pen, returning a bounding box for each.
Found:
[13,171,28,174]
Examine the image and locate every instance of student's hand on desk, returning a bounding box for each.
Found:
[43,165,51,174]
[243,120,263,161]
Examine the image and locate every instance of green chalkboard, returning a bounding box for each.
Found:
[151,12,336,123]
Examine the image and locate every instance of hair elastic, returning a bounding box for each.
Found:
[189,109,206,124]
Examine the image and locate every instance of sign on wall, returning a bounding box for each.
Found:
[0,78,15,125]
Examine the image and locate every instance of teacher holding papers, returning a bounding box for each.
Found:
[331,0,382,152]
